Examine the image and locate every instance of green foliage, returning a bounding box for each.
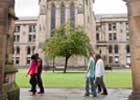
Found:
[44,25,89,59]
[44,25,90,72]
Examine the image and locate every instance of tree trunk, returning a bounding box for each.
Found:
[64,56,69,73]
[52,58,55,72]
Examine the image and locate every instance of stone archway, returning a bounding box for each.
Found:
[0,0,19,100]
[0,1,8,99]
[0,0,140,100]
[124,0,140,99]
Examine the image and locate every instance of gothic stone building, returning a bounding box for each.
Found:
[36,0,96,67]
[13,14,131,69]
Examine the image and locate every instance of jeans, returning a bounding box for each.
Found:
[85,77,96,96]
[29,74,37,94]
[95,76,108,94]
[37,74,44,92]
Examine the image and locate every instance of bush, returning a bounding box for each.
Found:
[105,64,112,70]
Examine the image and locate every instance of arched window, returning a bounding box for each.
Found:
[51,3,56,35]
[70,2,75,29]
[60,2,65,25]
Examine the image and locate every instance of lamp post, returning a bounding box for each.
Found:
[123,0,140,99]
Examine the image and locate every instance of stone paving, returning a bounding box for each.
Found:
[20,88,131,100]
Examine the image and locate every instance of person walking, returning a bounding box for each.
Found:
[95,54,108,95]
[35,53,44,94]
[85,52,96,97]
[27,54,38,95]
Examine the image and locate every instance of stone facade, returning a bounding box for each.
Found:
[95,14,130,68]
[36,0,96,67]
[13,14,132,68]
[13,17,37,68]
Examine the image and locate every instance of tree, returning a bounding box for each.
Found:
[44,25,90,73]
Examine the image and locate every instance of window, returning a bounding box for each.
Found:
[109,33,112,40]
[113,33,117,40]
[96,33,99,41]
[126,22,129,31]
[28,34,36,42]
[60,3,65,25]
[114,56,119,63]
[32,46,36,54]
[96,26,99,31]
[33,35,36,42]
[126,56,131,64]
[15,25,20,33]
[112,23,116,31]
[109,56,113,63]
[26,57,31,65]
[70,2,75,29]
[108,24,112,31]
[51,3,56,35]
[126,45,130,53]
[15,46,20,54]
[108,23,116,31]
[28,35,32,42]
[29,25,36,32]
[27,46,35,55]
[114,45,119,54]
[27,46,31,55]
[109,45,112,54]
[99,50,102,54]
[109,33,117,41]
[126,32,129,40]
[14,35,20,42]
[15,57,20,65]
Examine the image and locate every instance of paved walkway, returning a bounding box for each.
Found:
[20,88,132,100]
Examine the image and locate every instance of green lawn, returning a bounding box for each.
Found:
[16,70,132,88]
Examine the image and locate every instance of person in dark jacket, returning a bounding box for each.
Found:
[35,53,44,94]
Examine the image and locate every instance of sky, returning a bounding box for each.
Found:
[15,0,127,17]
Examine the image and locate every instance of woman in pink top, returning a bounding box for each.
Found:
[27,54,38,95]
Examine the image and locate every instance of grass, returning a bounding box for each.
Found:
[16,69,132,88]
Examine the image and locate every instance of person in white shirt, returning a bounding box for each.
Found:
[95,54,108,95]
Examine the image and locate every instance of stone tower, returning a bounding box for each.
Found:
[36,0,96,67]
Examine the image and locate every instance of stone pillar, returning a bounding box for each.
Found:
[0,0,8,100]
[126,0,140,99]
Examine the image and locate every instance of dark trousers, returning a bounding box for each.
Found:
[95,76,107,94]
[37,74,44,92]
[85,77,96,96]
[29,74,37,93]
